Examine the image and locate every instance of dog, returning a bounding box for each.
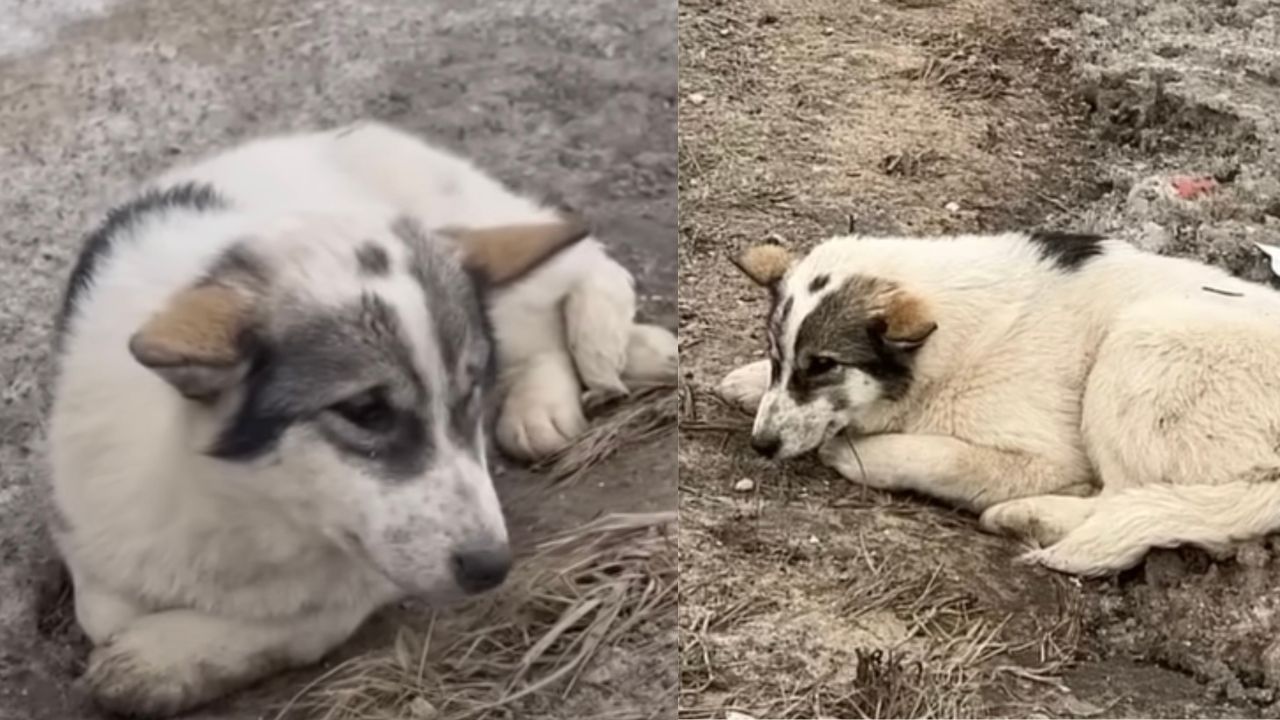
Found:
[719,230,1280,578]
[47,120,675,716]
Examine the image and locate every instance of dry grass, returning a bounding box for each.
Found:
[533,384,677,485]
[278,511,676,720]
[678,539,1084,720]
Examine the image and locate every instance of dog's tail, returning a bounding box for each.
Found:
[1025,479,1280,576]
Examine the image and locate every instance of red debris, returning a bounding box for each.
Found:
[1171,175,1218,200]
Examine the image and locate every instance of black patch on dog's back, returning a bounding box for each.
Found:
[57,182,227,337]
[356,241,391,276]
[1027,230,1106,272]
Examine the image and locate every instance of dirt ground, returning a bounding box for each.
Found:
[0,1,676,718]
[678,0,1280,718]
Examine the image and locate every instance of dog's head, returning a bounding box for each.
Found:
[732,241,936,459]
[127,214,587,602]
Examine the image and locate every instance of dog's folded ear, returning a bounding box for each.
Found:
[444,215,591,286]
[732,244,793,288]
[129,283,257,400]
[873,290,937,351]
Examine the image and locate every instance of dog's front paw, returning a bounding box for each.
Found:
[622,324,678,385]
[496,369,586,461]
[82,630,212,717]
[716,359,770,413]
[818,435,896,490]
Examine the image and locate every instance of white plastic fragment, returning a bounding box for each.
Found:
[1254,241,1280,278]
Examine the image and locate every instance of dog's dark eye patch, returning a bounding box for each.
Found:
[209,294,434,480]
[330,387,396,433]
[791,274,919,402]
[804,356,838,376]
[809,274,830,293]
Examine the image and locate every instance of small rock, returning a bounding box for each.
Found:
[1238,540,1271,568]
[734,478,755,493]
[944,201,961,213]
[1133,221,1172,253]
[688,92,707,106]
[808,535,820,545]
[407,696,439,719]
[1080,13,1111,32]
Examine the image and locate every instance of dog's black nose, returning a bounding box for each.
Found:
[751,434,782,458]
[451,544,512,594]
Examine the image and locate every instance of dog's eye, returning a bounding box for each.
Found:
[330,390,396,433]
[806,356,838,376]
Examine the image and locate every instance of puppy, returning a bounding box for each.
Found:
[49,121,675,716]
[719,231,1280,577]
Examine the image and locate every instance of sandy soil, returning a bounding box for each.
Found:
[678,0,1280,717]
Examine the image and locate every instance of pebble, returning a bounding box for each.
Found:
[944,201,961,213]
[407,697,439,719]
[733,477,755,492]
[688,92,707,106]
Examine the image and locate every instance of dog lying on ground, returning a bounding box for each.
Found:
[718,230,1280,578]
[48,120,675,716]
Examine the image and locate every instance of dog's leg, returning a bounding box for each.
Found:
[489,290,587,460]
[716,359,771,414]
[563,255,636,401]
[979,495,1098,547]
[82,605,370,717]
[495,351,587,460]
[818,433,1090,512]
[73,579,145,645]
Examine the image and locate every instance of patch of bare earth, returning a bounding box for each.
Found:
[678,0,1277,717]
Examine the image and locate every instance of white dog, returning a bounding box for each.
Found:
[48,121,675,716]
[719,231,1280,578]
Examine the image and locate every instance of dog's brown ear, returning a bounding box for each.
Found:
[129,283,257,400]
[874,290,937,350]
[445,215,591,286]
[732,244,793,287]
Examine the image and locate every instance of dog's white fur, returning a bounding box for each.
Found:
[721,232,1280,577]
[50,121,675,715]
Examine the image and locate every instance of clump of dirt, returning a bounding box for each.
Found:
[679,0,1280,717]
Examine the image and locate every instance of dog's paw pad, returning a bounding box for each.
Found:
[496,395,587,461]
